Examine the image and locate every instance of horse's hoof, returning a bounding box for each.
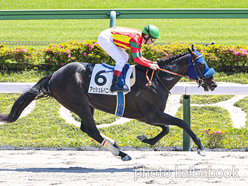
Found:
[198,150,206,156]
[137,135,147,142]
[121,154,132,161]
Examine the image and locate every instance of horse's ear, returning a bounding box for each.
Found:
[188,48,197,58]
[188,48,193,54]
[192,44,196,51]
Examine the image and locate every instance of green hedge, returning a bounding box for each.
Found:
[0,41,247,71]
[0,44,42,70]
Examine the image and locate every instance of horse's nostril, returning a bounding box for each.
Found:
[212,84,217,88]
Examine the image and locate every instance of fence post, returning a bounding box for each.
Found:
[109,11,116,28]
[183,95,191,151]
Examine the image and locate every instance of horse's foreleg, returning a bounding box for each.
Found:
[137,125,169,146]
[143,110,205,156]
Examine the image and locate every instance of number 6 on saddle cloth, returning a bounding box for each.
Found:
[88,63,134,117]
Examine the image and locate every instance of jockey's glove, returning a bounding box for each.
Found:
[150,63,159,70]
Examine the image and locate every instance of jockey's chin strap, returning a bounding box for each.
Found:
[145,54,205,92]
[144,36,151,45]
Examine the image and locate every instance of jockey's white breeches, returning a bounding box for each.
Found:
[98,29,129,72]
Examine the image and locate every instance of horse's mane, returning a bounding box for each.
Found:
[135,52,189,71]
[158,52,189,68]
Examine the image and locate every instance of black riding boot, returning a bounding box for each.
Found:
[110,75,129,93]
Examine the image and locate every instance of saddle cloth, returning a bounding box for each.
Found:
[88,64,135,95]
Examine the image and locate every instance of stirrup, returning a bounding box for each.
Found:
[122,84,129,91]
[111,84,129,93]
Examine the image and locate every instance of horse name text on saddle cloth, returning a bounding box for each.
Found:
[88,64,134,95]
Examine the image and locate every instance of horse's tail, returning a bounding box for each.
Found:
[0,74,53,123]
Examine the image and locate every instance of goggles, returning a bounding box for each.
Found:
[151,37,156,42]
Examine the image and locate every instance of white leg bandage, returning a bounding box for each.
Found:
[101,133,115,145]
[101,139,119,156]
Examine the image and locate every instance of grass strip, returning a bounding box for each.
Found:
[1,0,247,9]
[1,19,247,45]
[234,96,248,127]
[71,111,118,125]
[180,95,235,104]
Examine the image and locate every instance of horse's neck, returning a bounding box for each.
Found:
[159,55,189,90]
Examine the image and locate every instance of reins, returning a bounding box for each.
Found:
[157,68,198,82]
[146,68,171,93]
[145,54,205,91]
[145,68,155,86]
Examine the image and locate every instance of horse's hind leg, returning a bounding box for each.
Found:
[101,133,120,150]
[51,72,128,160]
[81,122,120,149]
[80,106,120,150]
[58,98,130,160]
[75,104,130,160]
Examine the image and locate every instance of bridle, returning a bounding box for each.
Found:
[146,53,205,93]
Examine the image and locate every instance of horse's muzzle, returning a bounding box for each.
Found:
[202,81,217,91]
[211,83,218,91]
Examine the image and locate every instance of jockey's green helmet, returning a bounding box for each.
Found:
[142,25,160,39]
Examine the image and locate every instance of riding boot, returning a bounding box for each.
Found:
[110,75,129,93]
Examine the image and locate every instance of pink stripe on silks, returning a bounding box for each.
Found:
[114,70,121,77]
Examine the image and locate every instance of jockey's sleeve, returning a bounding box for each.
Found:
[130,41,153,67]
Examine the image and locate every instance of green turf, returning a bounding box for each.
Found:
[1,0,248,46]
[71,110,118,125]
[0,0,248,149]
[1,0,247,9]
[0,93,21,114]
[0,93,247,148]
[0,95,98,148]
[1,70,247,84]
[0,70,51,82]
[1,19,247,46]
[180,95,235,104]
[234,97,248,127]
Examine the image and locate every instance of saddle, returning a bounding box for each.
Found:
[88,63,135,95]
[88,63,136,117]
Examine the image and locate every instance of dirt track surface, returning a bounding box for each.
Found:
[0,150,247,186]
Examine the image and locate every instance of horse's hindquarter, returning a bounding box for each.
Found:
[48,62,90,104]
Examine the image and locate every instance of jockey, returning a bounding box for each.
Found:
[98,25,160,92]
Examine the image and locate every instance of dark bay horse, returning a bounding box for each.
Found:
[0,46,217,161]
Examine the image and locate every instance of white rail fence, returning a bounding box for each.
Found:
[1,82,248,95]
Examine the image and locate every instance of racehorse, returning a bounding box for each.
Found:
[0,46,217,161]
